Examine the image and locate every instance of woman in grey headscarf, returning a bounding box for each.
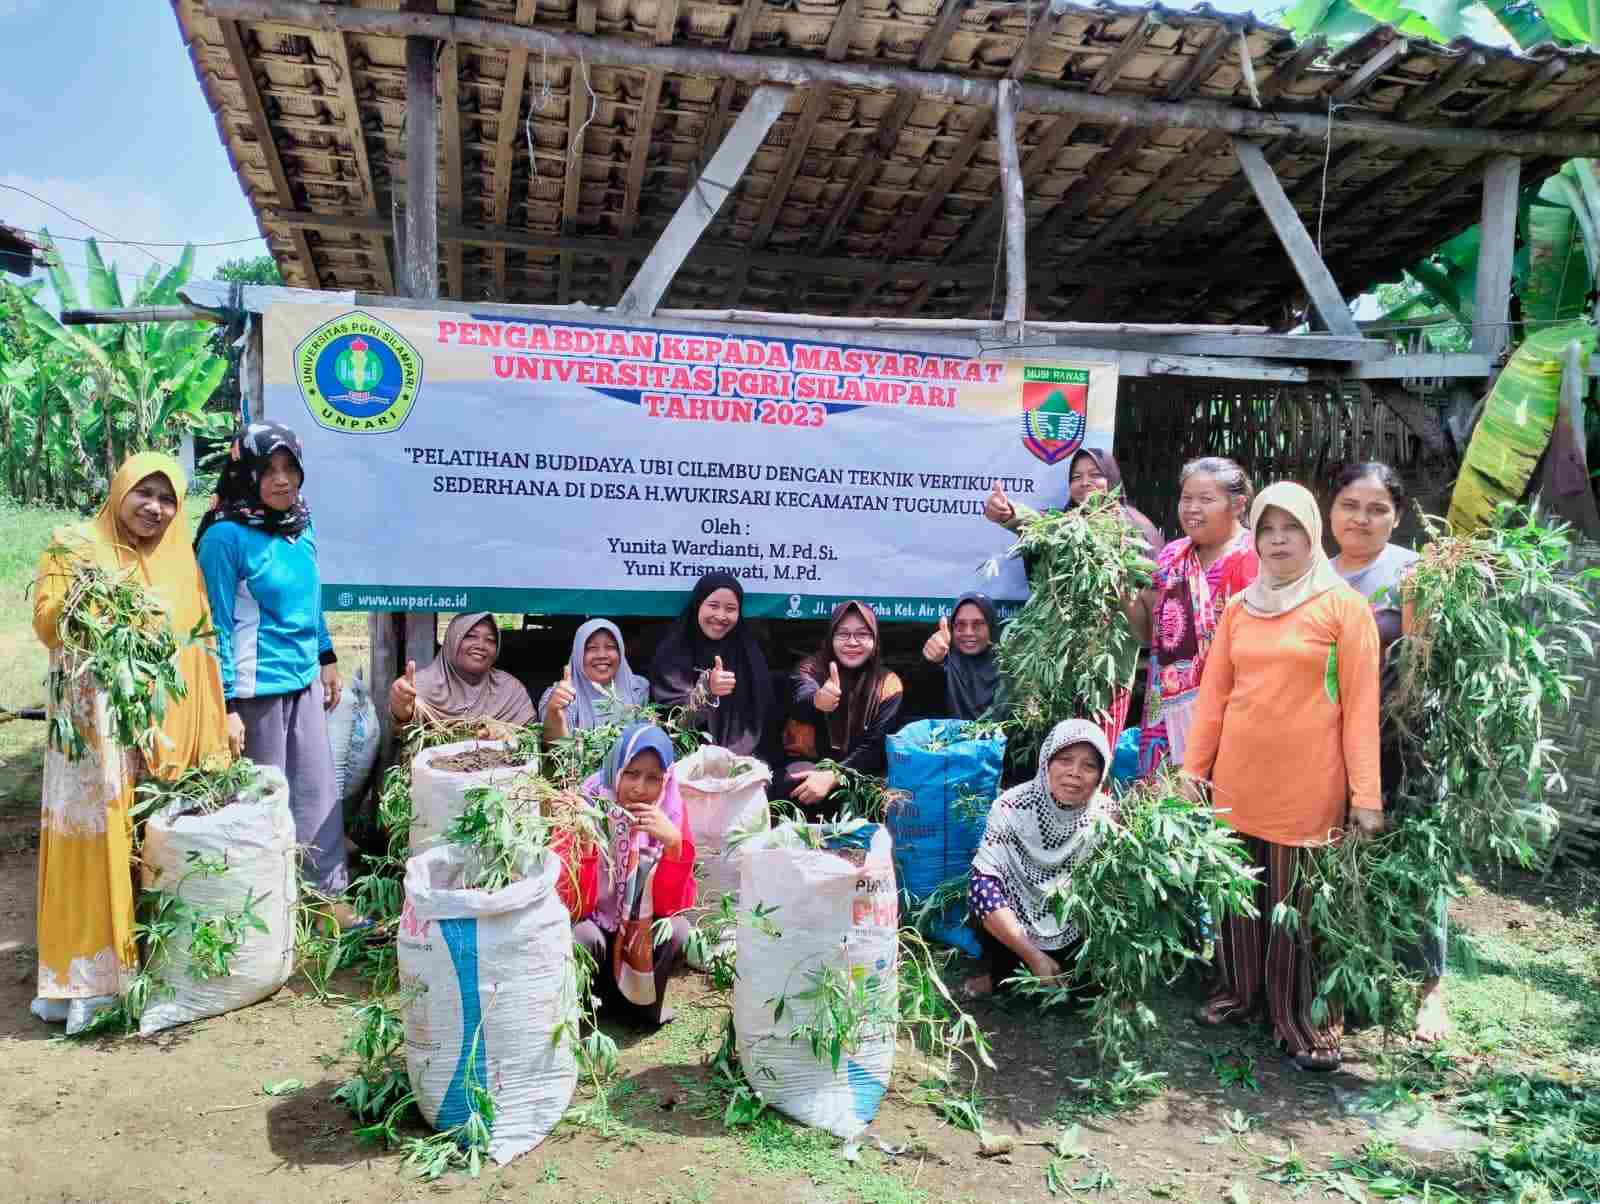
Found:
[540,618,651,743]
[966,718,1116,999]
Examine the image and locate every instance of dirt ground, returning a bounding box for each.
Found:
[5,772,1549,1204]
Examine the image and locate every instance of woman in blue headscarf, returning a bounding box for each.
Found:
[539,618,651,744]
[571,724,697,1027]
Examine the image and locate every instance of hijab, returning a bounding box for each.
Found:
[797,600,894,755]
[649,573,775,757]
[194,421,312,546]
[585,723,688,943]
[943,592,1001,721]
[1067,448,1163,554]
[971,719,1114,950]
[540,618,651,730]
[1242,482,1346,619]
[41,452,230,778]
[414,611,535,725]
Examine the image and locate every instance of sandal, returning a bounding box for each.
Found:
[1292,1050,1342,1073]
[1193,997,1243,1027]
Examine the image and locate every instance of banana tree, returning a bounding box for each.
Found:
[0,232,232,507]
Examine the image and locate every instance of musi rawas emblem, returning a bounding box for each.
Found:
[1019,364,1089,466]
[295,310,422,433]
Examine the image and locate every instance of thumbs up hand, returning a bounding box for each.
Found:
[984,478,1015,526]
[707,654,737,698]
[548,662,578,715]
[923,615,952,664]
[814,660,843,713]
[389,658,419,722]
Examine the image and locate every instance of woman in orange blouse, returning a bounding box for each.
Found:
[1182,481,1382,1071]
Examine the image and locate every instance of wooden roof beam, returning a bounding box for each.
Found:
[208,2,1600,156]
[1396,50,1487,122]
[490,0,536,300]
[1232,138,1359,335]
[217,18,319,287]
[322,27,395,293]
[440,40,464,298]
[1330,37,1408,103]
[619,69,664,243]
[617,84,789,316]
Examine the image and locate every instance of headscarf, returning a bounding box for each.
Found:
[1067,448,1163,554]
[194,421,312,546]
[1242,482,1346,619]
[797,600,894,755]
[971,718,1114,950]
[600,721,678,793]
[649,573,775,757]
[414,611,535,725]
[38,452,230,779]
[943,592,1001,721]
[539,619,650,730]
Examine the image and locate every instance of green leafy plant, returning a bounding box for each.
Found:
[993,489,1155,768]
[132,757,264,824]
[40,543,207,761]
[1008,768,1260,1064]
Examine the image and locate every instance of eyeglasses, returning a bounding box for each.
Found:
[835,630,875,645]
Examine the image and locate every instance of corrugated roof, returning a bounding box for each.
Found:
[172,0,1600,324]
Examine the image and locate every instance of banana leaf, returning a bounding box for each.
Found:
[1448,320,1596,534]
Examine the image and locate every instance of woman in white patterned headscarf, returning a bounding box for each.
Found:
[965,718,1115,998]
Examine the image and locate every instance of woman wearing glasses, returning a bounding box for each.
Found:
[781,600,903,810]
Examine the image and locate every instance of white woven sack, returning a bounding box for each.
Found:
[733,822,898,1139]
[399,845,578,1165]
[139,764,298,1035]
[408,739,533,855]
[326,668,380,808]
[676,745,771,902]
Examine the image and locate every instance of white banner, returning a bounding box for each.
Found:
[263,305,1118,621]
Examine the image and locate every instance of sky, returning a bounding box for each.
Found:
[0,0,1276,298]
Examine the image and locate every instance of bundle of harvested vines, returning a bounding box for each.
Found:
[1282,506,1599,1033]
[41,541,204,761]
[1010,768,1260,1064]
[443,775,609,893]
[992,491,1155,767]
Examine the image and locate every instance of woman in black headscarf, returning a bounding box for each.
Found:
[649,573,776,759]
[921,591,1001,720]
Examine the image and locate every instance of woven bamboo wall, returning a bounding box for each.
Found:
[1112,376,1453,543]
[1544,541,1600,870]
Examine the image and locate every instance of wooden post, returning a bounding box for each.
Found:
[372,36,443,757]
[617,84,790,316]
[1231,137,1361,337]
[1472,154,1521,359]
[995,78,1027,340]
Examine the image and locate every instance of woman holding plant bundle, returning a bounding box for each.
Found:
[1328,462,1447,1042]
[983,448,1160,744]
[650,572,776,760]
[539,618,650,743]
[31,453,231,1032]
[783,600,904,808]
[196,423,352,911]
[389,611,535,729]
[571,722,697,1027]
[1128,457,1258,777]
[964,719,1115,999]
[921,592,1001,721]
[1183,481,1383,1072]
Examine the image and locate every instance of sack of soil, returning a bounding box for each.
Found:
[138,764,298,1035]
[399,843,578,1164]
[733,821,897,1139]
[409,739,534,855]
[326,667,381,808]
[675,745,772,902]
[886,720,1004,958]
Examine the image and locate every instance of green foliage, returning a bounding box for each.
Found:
[212,255,282,285]
[131,756,265,824]
[994,489,1154,767]
[0,233,231,510]
[41,541,203,761]
[1453,1073,1600,1200]
[1281,507,1598,1032]
[1009,769,1261,1064]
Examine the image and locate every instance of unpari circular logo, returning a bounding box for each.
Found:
[295,311,422,433]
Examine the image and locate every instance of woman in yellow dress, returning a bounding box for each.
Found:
[31,452,230,1032]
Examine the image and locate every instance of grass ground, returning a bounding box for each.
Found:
[0,500,1597,1202]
